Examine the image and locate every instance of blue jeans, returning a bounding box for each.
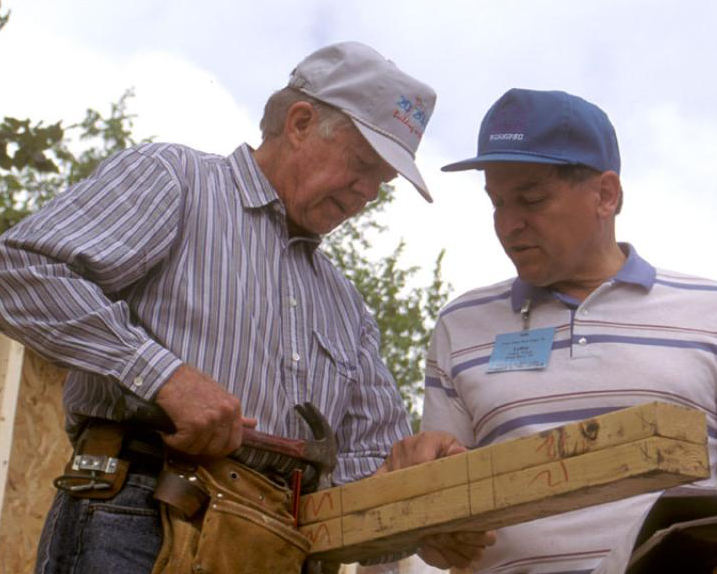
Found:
[34,472,162,574]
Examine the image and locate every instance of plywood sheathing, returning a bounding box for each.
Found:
[0,347,69,574]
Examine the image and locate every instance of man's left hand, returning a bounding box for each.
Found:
[374,430,464,473]
[374,431,497,569]
[418,530,496,570]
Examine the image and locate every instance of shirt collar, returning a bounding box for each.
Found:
[510,243,657,312]
[228,143,281,209]
[613,243,656,289]
[227,143,322,260]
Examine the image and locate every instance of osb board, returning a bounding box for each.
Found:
[0,349,69,574]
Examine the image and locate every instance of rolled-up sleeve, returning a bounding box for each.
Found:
[0,146,184,398]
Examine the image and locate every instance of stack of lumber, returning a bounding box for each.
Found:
[298,402,710,564]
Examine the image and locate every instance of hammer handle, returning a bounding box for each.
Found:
[241,428,308,460]
[115,392,309,461]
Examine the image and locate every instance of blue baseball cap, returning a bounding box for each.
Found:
[441,88,620,174]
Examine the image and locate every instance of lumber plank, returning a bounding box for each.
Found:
[301,516,343,554]
[299,402,705,526]
[477,401,706,479]
[298,403,709,564]
[305,436,708,562]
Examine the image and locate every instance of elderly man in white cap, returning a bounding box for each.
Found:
[0,42,494,573]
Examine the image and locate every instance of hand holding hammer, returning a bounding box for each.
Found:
[115,363,337,489]
[151,364,248,457]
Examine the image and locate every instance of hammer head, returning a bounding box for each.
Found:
[294,402,337,490]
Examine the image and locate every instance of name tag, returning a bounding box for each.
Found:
[487,327,555,373]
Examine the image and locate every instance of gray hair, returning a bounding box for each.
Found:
[260,87,352,141]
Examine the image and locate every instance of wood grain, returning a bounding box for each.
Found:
[298,403,710,564]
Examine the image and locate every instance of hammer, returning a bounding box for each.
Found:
[113,393,337,490]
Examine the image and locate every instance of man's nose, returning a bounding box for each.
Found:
[494,207,526,237]
[353,178,380,203]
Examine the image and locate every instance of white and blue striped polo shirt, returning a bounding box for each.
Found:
[422,244,717,573]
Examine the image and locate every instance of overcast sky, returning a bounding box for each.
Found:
[2,0,716,298]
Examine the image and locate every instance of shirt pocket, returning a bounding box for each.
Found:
[312,330,358,382]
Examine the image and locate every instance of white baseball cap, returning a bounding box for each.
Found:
[289,41,436,202]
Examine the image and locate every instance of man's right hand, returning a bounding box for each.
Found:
[154,363,250,457]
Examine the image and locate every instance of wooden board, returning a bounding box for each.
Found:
[0,342,70,574]
[298,403,709,563]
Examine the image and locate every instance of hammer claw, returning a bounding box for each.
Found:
[295,402,328,440]
[237,402,337,490]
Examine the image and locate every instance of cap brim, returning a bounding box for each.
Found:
[441,153,570,172]
[352,119,433,203]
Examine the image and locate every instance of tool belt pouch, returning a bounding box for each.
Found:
[151,457,311,574]
[53,420,129,499]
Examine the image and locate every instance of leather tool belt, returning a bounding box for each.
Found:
[151,456,311,574]
[54,420,314,573]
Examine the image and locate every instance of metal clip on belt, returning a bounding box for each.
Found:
[54,454,119,493]
[53,420,130,499]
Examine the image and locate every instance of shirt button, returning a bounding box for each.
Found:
[133,376,143,387]
[289,297,298,307]
[578,337,587,346]
[291,353,300,362]
[581,309,589,316]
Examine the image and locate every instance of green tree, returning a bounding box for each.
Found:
[323,187,451,429]
[0,90,145,234]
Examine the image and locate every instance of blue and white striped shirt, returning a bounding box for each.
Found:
[0,142,410,484]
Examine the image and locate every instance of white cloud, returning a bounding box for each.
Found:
[619,103,717,279]
[0,9,258,155]
[2,0,716,293]
[122,52,260,154]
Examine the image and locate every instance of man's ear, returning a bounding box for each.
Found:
[284,102,316,149]
[597,171,622,217]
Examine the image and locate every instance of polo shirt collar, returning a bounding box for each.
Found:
[613,243,656,289]
[510,243,657,312]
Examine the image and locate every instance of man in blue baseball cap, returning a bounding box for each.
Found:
[418,89,717,573]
